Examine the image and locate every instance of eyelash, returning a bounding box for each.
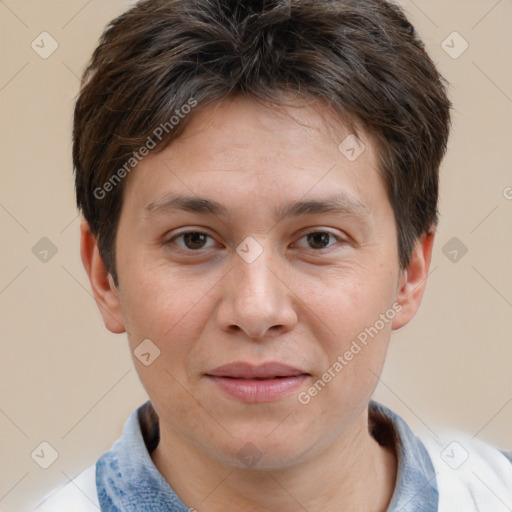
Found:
[165,230,346,254]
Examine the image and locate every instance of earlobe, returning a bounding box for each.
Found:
[392,229,435,331]
[80,220,126,334]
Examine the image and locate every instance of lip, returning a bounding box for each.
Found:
[207,362,308,379]
[205,362,310,403]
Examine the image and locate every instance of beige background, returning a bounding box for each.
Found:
[1,1,511,510]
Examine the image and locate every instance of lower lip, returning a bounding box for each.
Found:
[207,375,309,403]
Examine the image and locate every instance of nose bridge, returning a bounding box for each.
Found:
[217,237,297,339]
[235,241,283,312]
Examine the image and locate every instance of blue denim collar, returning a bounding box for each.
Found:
[96,401,189,511]
[96,400,438,511]
[369,401,438,511]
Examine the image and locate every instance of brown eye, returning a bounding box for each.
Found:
[182,232,208,249]
[294,231,340,251]
[169,231,215,251]
[306,232,333,249]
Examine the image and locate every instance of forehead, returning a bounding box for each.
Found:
[121,96,388,219]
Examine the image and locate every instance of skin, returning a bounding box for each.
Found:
[81,96,435,512]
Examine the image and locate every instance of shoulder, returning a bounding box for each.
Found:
[33,463,99,512]
[419,428,512,512]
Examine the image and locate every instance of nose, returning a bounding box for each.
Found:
[216,244,298,340]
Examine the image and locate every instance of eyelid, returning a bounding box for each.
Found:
[165,229,219,251]
[296,226,347,239]
[163,227,350,253]
[293,229,347,250]
[165,226,214,240]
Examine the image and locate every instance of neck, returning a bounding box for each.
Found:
[151,407,397,512]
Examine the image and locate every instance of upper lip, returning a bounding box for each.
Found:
[206,362,309,379]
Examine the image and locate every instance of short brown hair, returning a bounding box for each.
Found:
[73,0,451,285]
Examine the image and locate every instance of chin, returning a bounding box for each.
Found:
[209,429,314,471]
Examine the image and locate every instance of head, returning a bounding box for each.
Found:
[77,0,451,469]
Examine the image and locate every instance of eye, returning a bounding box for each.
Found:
[167,231,217,251]
[294,231,343,250]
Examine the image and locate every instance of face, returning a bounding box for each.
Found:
[83,96,433,470]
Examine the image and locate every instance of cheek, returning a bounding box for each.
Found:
[117,271,217,423]
[301,266,397,394]
[117,264,217,366]
[299,263,397,343]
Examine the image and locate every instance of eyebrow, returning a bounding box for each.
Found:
[145,192,370,220]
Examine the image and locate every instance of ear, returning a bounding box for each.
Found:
[392,229,435,330]
[80,219,126,334]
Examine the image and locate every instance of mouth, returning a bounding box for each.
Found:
[205,362,310,403]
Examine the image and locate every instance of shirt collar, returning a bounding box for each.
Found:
[369,401,438,511]
[96,401,189,511]
[96,400,438,511]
